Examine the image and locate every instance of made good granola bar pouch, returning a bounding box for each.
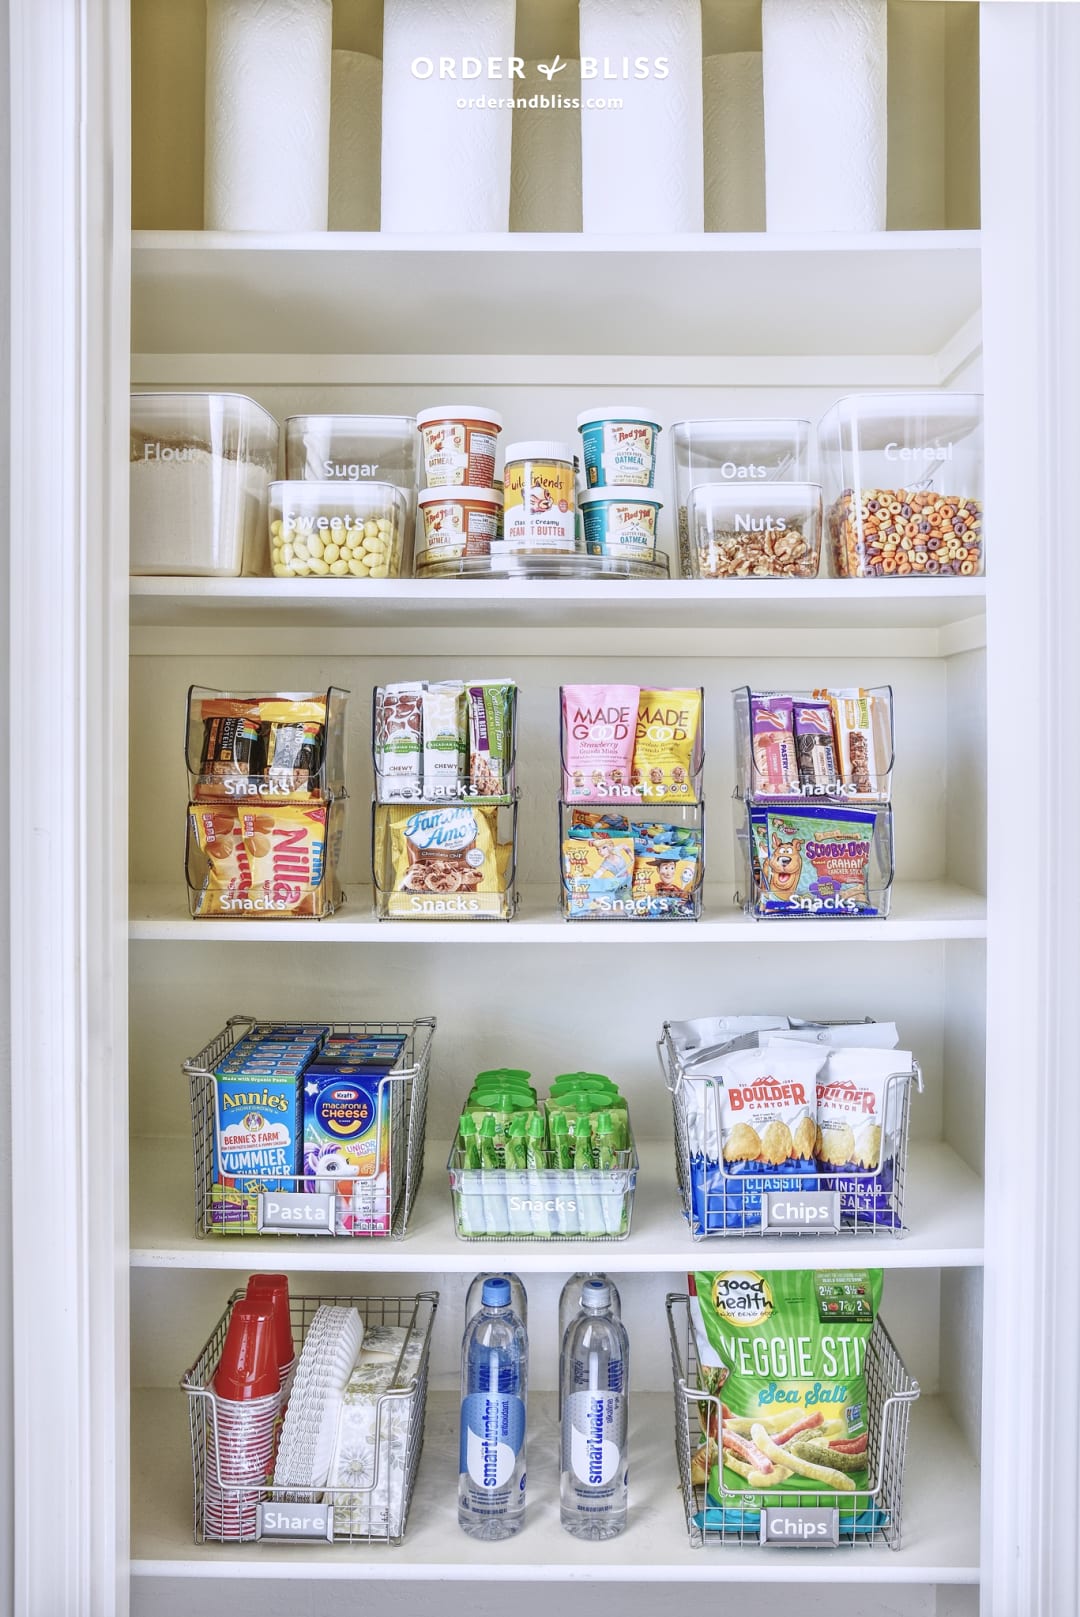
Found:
[682,1043,824,1232]
[689,1268,883,1531]
[632,688,701,802]
[562,684,639,800]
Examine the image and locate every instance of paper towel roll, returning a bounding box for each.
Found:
[762,0,887,233]
[330,51,382,231]
[205,0,332,232]
[703,53,765,233]
[381,0,516,233]
[579,0,704,235]
[511,62,583,233]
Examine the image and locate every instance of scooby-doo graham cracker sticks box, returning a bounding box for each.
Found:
[749,805,880,916]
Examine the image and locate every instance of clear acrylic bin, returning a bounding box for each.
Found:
[130,392,279,577]
[415,548,671,580]
[733,685,894,805]
[818,393,984,579]
[447,1135,639,1240]
[736,797,894,920]
[561,685,705,806]
[686,483,822,580]
[186,1015,434,1238]
[671,419,811,578]
[372,683,517,804]
[183,1290,438,1545]
[657,1022,923,1238]
[186,685,349,804]
[284,414,417,489]
[372,798,519,920]
[269,481,407,579]
[187,795,347,920]
[667,1293,920,1549]
[561,801,705,922]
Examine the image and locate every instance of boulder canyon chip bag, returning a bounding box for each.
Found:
[682,1042,824,1232]
[689,1268,883,1522]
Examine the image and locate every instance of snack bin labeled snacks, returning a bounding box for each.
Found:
[270,482,406,579]
[686,482,822,579]
[130,392,279,576]
[671,419,811,578]
[818,393,984,578]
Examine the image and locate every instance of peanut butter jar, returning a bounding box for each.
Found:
[503,441,577,555]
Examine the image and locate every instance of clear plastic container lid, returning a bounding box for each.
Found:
[671,418,811,489]
[284,414,417,487]
[131,392,279,464]
[817,392,983,484]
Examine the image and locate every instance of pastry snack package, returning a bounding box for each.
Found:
[561,684,704,803]
[375,802,513,918]
[562,809,702,918]
[750,696,799,796]
[190,800,343,918]
[749,804,882,916]
[682,1042,825,1230]
[193,694,329,801]
[762,1036,914,1231]
[825,688,891,800]
[374,679,515,802]
[689,1269,883,1523]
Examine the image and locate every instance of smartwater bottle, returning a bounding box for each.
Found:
[560,1278,629,1540]
[557,1274,621,1413]
[458,1276,528,1540]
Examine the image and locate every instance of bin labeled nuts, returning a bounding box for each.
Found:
[694,524,815,579]
[269,481,405,580]
[828,489,983,578]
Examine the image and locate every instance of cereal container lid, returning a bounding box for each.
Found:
[416,405,504,430]
[504,440,575,464]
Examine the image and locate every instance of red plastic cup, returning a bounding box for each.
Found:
[246,1274,295,1379]
[213,1299,281,1402]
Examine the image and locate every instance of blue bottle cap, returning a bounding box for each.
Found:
[583,1279,610,1310]
[482,1277,511,1308]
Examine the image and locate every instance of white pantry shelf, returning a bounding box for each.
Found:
[129,1138,985,1273]
[128,576,987,656]
[128,882,987,943]
[130,230,980,363]
[130,1387,979,1583]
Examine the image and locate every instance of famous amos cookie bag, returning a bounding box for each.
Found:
[374,802,514,919]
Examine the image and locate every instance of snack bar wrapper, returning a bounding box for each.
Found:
[562,684,639,801]
[749,696,799,796]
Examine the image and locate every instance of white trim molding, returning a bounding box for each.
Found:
[8,2,129,1615]
[980,5,1080,1616]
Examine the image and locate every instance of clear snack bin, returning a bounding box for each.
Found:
[183,1290,438,1544]
[667,1294,920,1549]
[372,798,519,920]
[736,798,894,920]
[269,481,407,579]
[818,393,984,578]
[186,1015,434,1238]
[130,392,279,576]
[671,419,811,578]
[186,684,350,804]
[561,802,706,922]
[447,1131,639,1240]
[686,483,822,580]
[372,682,518,804]
[187,795,347,920]
[733,685,894,805]
[284,414,417,489]
[658,1022,923,1238]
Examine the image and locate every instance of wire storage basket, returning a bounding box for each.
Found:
[184,1290,438,1545]
[446,1132,640,1240]
[186,1016,435,1238]
[667,1293,919,1550]
[658,1022,922,1239]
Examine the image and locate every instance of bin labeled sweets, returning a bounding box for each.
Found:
[130,392,279,577]
[819,393,984,578]
[733,685,895,919]
[185,686,349,919]
[269,482,406,579]
[659,1015,922,1238]
[447,1070,639,1239]
[187,1015,433,1237]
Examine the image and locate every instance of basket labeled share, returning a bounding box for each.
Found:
[183,1290,437,1545]
[186,1016,434,1238]
[447,1131,639,1240]
[185,685,351,920]
[667,1292,920,1549]
[733,685,895,921]
[658,1022,922,1239]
